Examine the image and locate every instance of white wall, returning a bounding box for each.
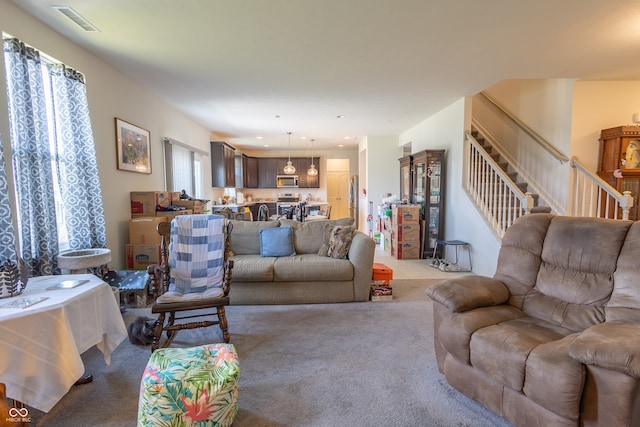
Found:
[400,98,500,277]
[570,81,640,171]
[0,3,212,269]
[477,79,574,214]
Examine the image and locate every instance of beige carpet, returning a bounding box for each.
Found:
[29,279,513,427]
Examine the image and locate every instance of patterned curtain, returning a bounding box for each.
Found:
[0,134,17,263]
[48,64,107,250]
[3,37,107,275]
[3,38,58,275]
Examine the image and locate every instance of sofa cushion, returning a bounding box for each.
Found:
[229,220,280,255]
[259,226,295,257]
[526,216,631,331]
[229,255,275,282]
[272,254,354,282]
[523,334,585,421]
[609,221,640,322]
[470,317,574,391]
[439,305,525,364]
[279,218,354,254]
[325,225,356,259]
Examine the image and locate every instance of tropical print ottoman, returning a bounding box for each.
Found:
[138,343,239,427]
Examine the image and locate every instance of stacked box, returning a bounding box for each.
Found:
[172,199,205,214]
[370,285,393,301]
[392,241,421,259]
[392,223,421,242]
[391,205,421,259]
[371,263,393,301]
[130,191,207,218]
[125,244,162,270]
[131,191,166,217]
[129,216,168,244]
[372,262,393,285]
[391,205,420,225]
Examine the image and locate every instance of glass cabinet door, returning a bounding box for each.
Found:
[423,150,445,258]
[399,156,412,202]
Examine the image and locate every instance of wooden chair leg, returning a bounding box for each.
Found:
[218,306,230,343]
[152,312,166,352]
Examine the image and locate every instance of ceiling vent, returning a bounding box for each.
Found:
[52,6,100,32]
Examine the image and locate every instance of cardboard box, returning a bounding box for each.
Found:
[392,223,421,242]
[373,263,393,283]
[392,205,420,225]
[155,209,193,220]
[370,285,393,301]
[172,199,205,214]
[125,244,162,270]
[130,191,172,217]
[392,241,421,260]
[129,216,167,244]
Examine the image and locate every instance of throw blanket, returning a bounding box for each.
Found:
[168,214,224,295]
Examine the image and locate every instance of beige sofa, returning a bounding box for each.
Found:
[228,218,376,305]
[426,214,640,427]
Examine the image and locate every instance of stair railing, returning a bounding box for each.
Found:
[479,91,569,164]
[569,157,634,220]
[465,131,534,238]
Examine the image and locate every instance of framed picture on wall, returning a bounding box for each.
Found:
[115,118,151,174]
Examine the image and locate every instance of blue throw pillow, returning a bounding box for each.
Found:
[259,226,296,257]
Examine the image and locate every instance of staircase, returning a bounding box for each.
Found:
[465,127,550,239]
[467,91,634,243]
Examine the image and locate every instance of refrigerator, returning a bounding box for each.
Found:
[349,175,359,229]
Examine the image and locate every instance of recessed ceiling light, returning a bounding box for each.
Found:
[263,144,270,147]
[344,136,351,139]
[300,136,306,140]
[256,136,263,139]
[338,144,344,147]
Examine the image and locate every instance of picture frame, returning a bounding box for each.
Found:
[115,118,151,174]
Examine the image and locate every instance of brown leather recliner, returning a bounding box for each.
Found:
[426,214,640,427]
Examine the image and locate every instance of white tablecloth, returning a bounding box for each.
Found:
[0,274,128,412]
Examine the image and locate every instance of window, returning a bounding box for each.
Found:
[163,137,206,199]
[3,34,106,275]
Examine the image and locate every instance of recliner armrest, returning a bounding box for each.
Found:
[426,275,510,312]
[569,321,640,378]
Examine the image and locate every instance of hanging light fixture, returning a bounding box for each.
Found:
[283,132,296,174]
[307,138,318,176]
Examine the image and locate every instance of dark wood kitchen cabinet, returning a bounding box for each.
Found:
[258,158,278,188]
[242,155,259,188]
[211,141,236,188]
[296,157,319,188]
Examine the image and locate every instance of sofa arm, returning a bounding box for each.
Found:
[426,275,509,312]
[349,231,376,302]
[569,321,640,378]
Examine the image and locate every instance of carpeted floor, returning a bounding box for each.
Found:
[29,279,513,427]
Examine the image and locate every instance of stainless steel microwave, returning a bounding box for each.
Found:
[277,175,299,188]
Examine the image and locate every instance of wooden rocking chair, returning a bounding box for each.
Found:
[147,214,234,352]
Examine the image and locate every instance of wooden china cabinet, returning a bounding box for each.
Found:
[598,126,640,220]
[398,150,446,258]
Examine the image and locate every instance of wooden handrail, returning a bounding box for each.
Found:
[479,91,570,164]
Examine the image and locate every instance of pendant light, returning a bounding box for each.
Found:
[307,138,318,176]
[283,132,296,174]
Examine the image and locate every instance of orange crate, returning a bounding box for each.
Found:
[372,262,393,281]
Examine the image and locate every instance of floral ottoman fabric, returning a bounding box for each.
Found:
[138,343,239,427]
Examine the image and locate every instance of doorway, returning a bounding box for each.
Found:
[326,159,350,221]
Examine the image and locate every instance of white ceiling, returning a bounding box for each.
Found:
[10,0,640,152]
